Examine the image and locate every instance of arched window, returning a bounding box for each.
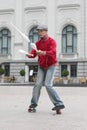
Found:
[0,28,11,55]
[62,25,77,53]
[29,26,39,51]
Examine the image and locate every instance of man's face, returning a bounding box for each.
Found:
[37,30,48,38]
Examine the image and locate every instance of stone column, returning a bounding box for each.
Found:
[25,65,29,82]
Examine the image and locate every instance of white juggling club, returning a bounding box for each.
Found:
[19,49,33,56]
[30,43,37,51]
[11,23,30,43]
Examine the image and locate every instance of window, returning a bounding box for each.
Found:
[4,64,10,76]
[62,25,77,53]
[28,26,39,51]
[61,65,67,77]
[61,64,77,77]
[70,64,77,77]
[0,28,11,54]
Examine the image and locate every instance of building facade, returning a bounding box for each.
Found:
[0,0,87,83]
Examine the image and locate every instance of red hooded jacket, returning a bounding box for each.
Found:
[29,37,57,68]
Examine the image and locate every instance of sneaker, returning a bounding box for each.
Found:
[28,104,37,113]
[29,104,37,108]
[28,107,36,113]
[52,105,65,111]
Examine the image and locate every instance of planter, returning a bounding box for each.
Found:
[20,69,25,83]
[62,69,69,84]
[63,79,68,84]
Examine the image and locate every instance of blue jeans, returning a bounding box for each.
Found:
[31,66,64,107]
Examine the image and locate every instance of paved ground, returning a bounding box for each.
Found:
[0,85,87,130]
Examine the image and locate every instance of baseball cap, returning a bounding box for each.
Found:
[37,24,48,31]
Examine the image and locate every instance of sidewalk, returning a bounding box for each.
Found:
[0,86,87,130]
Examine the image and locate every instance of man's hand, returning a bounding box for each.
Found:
[26,53,33,57]
[36,50,46,55]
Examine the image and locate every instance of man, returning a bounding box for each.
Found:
[27,24,65,114]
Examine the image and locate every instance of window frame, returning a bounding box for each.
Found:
[62,25,77,54]
[60,63,77,78]
[28,26,39,51]
[0,28,11,55]
[70,64,77,77]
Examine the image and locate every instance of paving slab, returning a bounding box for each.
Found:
[0,86,87,130]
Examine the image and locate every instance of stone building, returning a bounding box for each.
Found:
[0,0,86,83]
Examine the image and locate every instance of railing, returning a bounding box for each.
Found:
[2,76,17,83]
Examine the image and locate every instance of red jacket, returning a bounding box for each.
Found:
[29,37,57,68]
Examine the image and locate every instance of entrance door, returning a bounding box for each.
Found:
[29,65,38,82]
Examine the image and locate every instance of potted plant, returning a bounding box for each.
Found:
[0,68,5,82]
[20,69,25,82]
[61,69,69,84]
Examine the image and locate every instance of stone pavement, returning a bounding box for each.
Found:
[0,85,87,130]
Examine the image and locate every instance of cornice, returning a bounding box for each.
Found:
[57,4,80,10]
[0,9,14,14]
[25,6,46,13]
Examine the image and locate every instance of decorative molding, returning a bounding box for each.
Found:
[0,9,14,14]
[14,42,23,46]
[57,4,80,11]
[55,19,80,34]
[0,22,13,35]
[25,6,46,13]
[0,54,12,63]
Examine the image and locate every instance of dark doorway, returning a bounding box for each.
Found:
[29,65,38,82]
